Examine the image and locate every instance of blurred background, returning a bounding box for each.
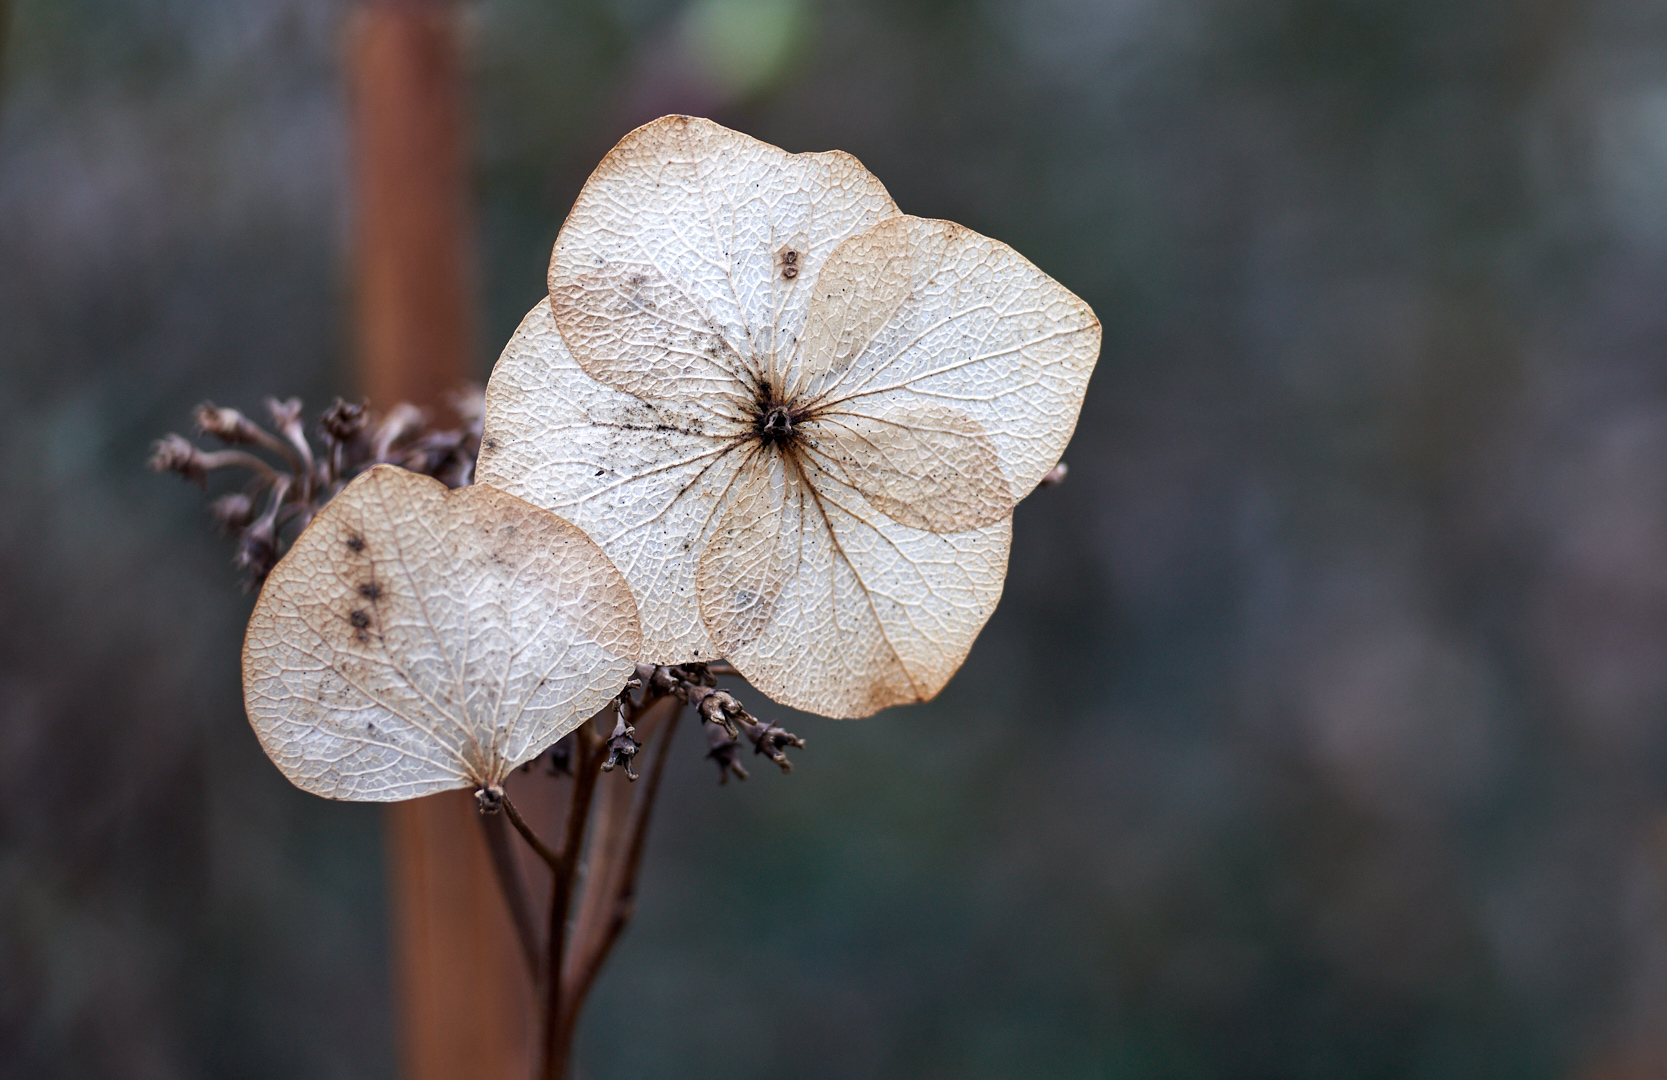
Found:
[5,0,1667,1076]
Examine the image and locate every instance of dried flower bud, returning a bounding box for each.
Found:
[210,492,257,532]
[149,434,210,485]
[736,715,804,773]
[692,687,745,737]
[704,719,748,784]
[234,525,279,586]
[265,396,304,432]
[194,402,266,445]
[156,388,492,591]
[648,665,681,697]
[232,477,289,588]
[265,397,314,471]
[669,662,717,691]
[475,784,506,814]
[320,399,369,442]
[600,715,641,780]
[372,403,426,461]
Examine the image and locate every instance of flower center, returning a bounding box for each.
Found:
[758,404,796,447]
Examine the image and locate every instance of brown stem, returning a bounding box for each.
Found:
[477,809,541,981]
[511,690,690,1080]
[563,698,681,1014]
[198,447,286,483]
[541,722,605,1080]
[502,791,561,870]
[239,422,309,474]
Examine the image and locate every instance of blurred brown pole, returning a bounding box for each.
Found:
[348,3,534,1078]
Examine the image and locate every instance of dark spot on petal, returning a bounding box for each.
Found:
[349,610,371,629]
[358,583,381,600]
[483,438,497,451]
[346,534,365,553]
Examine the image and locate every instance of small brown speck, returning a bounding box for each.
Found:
[349,610,371,629]
[346,534,365,553]
[358,583,382,600]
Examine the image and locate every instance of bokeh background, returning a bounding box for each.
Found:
[5,0,1667,1076]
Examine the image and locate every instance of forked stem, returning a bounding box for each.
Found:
[479,672,727,1079]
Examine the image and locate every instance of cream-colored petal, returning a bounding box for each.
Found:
[486,121,1096,718]
[555,259,757,417]
[549,115,898,399]
[791,219,913,396]
[478,298,750,664]
[701,452,1012,719]
[796,215,1101,498]
[804,402,1012,532]
[696,449,795,656]
[242,465,641,801]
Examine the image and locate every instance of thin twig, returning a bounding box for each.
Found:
[542,722,605,1080]
[502,792,561,870]
[478,810,542,981]
[559,693,667,983]
[564,697,681,1011]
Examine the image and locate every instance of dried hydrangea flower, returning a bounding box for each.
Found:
[479,116,1099,718]
[243,464,641,800]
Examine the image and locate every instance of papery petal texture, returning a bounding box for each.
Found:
[550,114,899,403]
[795,215,1101,500]
[696,450,1013,718]
[478,299,748,664]
[481,117,1099,718]
[242,464,641,800]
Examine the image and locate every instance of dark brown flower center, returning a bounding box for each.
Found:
[758,404,796,447]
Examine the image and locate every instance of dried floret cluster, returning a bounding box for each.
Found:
[151,392,483,589]
[153,116,1096,1080]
